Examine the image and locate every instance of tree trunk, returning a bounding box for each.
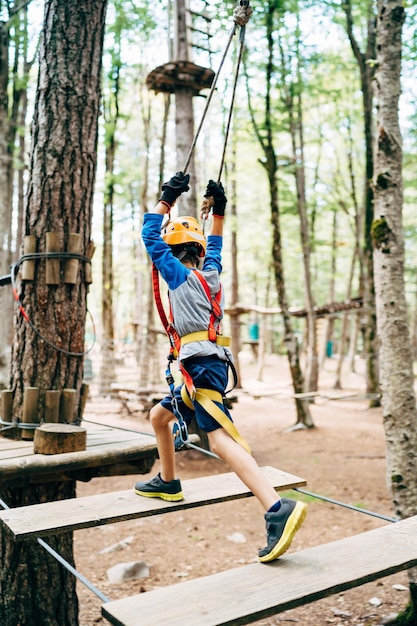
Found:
[174,0,196,215]
[290,34,318,395]
[0,7,35,385]
[0,17,14,382]
[246,0,313,428]
[373,0,417,620]
[0,482,78,626]
[2,1,107,623]
[344,0,379,406]
[100,52,121,394]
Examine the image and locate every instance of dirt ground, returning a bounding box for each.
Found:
[75,353,411,626]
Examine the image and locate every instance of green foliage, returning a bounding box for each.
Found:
[392,603,417,626]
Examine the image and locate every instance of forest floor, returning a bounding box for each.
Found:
[76,352,410,626]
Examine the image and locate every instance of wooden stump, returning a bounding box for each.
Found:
[34,424,87,455]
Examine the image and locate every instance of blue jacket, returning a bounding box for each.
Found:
[142,213,231,361]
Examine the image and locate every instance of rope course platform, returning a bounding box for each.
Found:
[101,515,417,626]
[146,61,215,94]
[0,421,158,487]
[0,466,306,541]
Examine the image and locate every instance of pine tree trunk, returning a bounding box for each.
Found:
[249,0,313,428]
[0,482,78,626]
[344,0,380,406]
[374,0,414,519]
[174,0,196,215]
[2,2,108,623]
[373,1,417,621]
[0,20,13,382]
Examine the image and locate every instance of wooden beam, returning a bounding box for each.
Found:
[0,466,305,541]
[102,516,417,626]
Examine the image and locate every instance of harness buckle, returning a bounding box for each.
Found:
[208,327,217,342]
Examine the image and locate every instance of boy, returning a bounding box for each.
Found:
[135,172,307,562]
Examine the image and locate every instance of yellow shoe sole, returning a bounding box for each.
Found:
[259,501,307,563]
[134,489,184,502]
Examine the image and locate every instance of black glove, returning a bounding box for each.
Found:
[160,171,190,206]
[204,180,227,217]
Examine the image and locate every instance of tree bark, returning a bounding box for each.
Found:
[246,0,313,428]
[174,0,197,215]
[2,2,108,624]
[100,41,121,394]
[373,0,417,620]
[344,0,379,406]
[0,482,78,626]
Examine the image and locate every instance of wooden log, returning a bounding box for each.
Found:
[21,387,39,441]
[60,389,76,423]
[1,390,13,423]
[45,232,61,285]
[84,241,95,285]
[63,233,82,284]
[33,424,87,454]
[21,235,37,281]
[45,390,61,423]
[79,383,89,419]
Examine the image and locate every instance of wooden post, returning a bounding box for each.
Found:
[45,390,61,423]
[79,383,89,419]
[1,390,13,423]
[21,235,37,281]
[45,232,61,285]
[21,387,39,440]
[60,389,76,423]
[84,241,95,285]
[64,233,82,284]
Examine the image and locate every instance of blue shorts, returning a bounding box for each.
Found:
[160,356,233,433]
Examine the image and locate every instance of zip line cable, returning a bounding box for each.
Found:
[0,497,110,604]
[294,487,398,524]
[216,14,247,183]
[182,0,253,176]
[84,418,396,522]
[0,417,396,606]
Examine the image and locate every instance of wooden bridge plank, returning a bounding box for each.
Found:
[102,515,417,626]
[0,466,305,541]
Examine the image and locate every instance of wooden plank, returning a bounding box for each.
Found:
[0,466,305,541]
[0,448,35,460]
[102,515,417,626]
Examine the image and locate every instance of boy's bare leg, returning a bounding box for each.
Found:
[207,427,279,511]
[149,403,177,482]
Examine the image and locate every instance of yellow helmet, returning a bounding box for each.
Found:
[162,216,206,257]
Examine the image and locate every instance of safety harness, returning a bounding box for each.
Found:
[152,263,250,454]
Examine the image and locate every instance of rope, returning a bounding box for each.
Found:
[9,252,96,357]
[216,21,246,183]
[182,0,252,175]
[0,496,110,604]
[294,487,398,523]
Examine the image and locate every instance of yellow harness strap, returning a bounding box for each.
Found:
[180,331,231,347]
[180,385,251,454]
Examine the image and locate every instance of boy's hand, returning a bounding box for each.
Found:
[160,172,190,206]
[204,180,227,217]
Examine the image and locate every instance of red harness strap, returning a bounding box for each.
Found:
[192,269,222,342]
[152,264,223,397]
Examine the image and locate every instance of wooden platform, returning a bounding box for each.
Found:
[0,466,306,541]
[102,515,417,626]
[0,421,158,487]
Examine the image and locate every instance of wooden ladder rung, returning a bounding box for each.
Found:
[0,466,305,542]
[102,515,417,626]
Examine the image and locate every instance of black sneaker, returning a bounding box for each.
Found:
[134,473,184,502]
[258,498,307,563]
